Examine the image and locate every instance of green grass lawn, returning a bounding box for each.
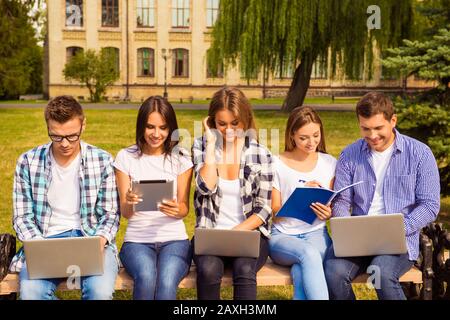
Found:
[0,108,448,300]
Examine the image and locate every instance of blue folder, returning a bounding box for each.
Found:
[276,181,365,225]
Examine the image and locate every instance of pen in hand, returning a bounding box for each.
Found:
[299,179,324,188]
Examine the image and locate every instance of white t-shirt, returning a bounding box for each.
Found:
[47,151,82,236]
[113,146,193,243]
[368,143,395,216]
[214,178,244,230]
[272,153,337,235]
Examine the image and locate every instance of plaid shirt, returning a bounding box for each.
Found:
[10,141,120,272]
[332,130,440,261]
[192,136,273,238]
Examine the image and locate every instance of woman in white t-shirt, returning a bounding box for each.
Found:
[114,96,193,300]
[269,106,336,300]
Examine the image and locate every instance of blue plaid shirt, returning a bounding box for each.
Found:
[332,130,440,261]
[10,141,120,272]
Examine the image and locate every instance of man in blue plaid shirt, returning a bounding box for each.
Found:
[10,96,120,300]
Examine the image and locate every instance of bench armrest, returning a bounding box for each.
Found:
[0,234,16,281]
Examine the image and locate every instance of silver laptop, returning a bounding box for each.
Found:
[330,214,408,257]
[23,236,104,280]
[194,228,260,258]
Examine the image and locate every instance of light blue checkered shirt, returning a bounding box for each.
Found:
[332,129,440,261]
[10,141,120,272]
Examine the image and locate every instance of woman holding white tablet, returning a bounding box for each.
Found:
[114,96,193,300]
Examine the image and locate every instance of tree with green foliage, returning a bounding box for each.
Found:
[63,49,120,103]
[208,0,414,112]
[0,0,43,98]
[382,0,450,195]
[383,27,450,105]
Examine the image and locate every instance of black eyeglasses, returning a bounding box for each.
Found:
[48,126,82,143]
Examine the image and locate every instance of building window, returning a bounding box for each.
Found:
[66,0,83,27]
[275,63,294,79]
[137,48,155,77]
[172,48,189,77]
[102,0,119,27]
[66,47,83,63]
[102,47,120,74]
[206,49,223,78]
[206,0,219,27]
[136,0,155,27]
[311,61,328,79]
[172,0,190,28]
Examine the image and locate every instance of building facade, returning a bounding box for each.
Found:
[46,0,432,101]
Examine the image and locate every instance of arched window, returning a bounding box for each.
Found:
[102,47,120,74]
[172,48,189,77]
[206,49,223,78]
[137,48,155,77]
[66,46,84,63]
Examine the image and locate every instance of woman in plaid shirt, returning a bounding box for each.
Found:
[191,87,273,300]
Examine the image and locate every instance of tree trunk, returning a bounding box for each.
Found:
[441,77,450,106]
[86,83,95,102]
[281,51,317,113]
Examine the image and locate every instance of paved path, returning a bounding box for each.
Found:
[0,103,355,111]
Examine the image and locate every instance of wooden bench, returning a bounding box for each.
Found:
[0,229,443,300]
[0,259,424,296]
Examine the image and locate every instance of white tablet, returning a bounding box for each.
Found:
[132,180,175,212]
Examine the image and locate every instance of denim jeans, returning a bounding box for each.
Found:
[19,229,119,300]
[191,235,269,300]
[269,226,331,300]
[324,244,414,300]
[119,240,192,300]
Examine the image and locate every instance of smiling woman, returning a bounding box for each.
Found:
[191,87,273,300]
[113,96,194,300]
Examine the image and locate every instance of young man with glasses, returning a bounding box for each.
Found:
[9,95,120,300]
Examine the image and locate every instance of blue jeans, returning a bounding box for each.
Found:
[192,235,269,300]
[19,229,119,300]
[119,240,192,300]
[269,226,331,300]
[324,244,414,300]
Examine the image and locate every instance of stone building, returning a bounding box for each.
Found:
[45,0,432,101]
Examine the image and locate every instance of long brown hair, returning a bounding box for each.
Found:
[134,96,179,156]
[284,106,327,153]
[207,86,257,140]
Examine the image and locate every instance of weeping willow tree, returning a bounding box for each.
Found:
[208,0,414,112]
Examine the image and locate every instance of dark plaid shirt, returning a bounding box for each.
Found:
[192,136,273,238]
